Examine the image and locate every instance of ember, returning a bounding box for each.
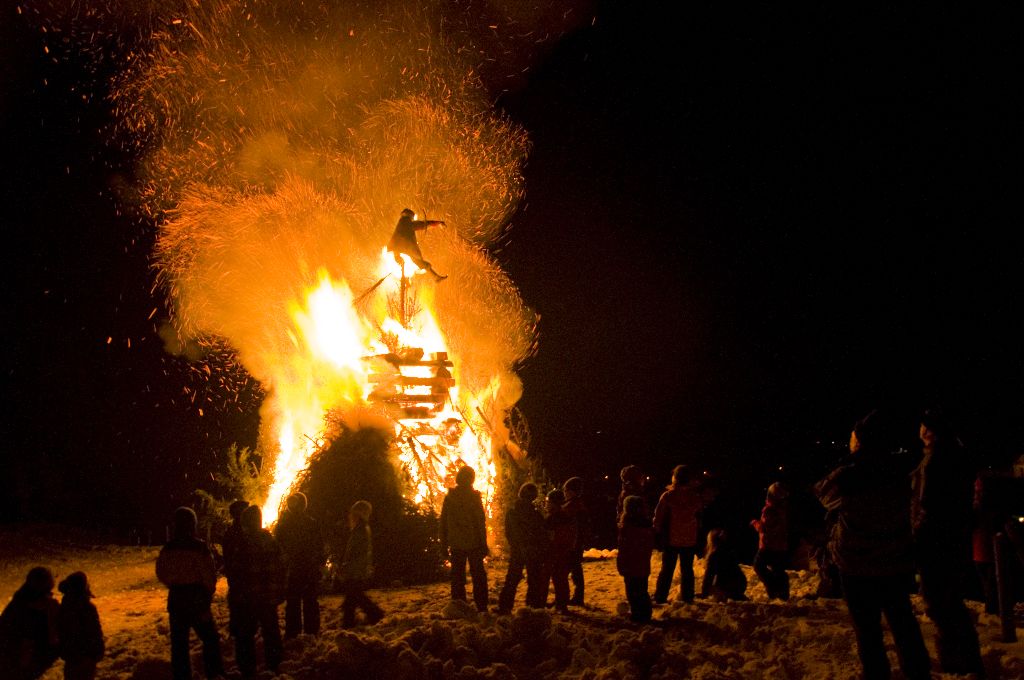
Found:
[111,3,540,523]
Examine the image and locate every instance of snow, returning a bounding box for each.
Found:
[3,526,1022,679]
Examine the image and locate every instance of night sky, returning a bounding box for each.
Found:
[2,4,1020,531]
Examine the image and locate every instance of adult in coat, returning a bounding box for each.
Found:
[652,465,705,603]
[440,465,489,611]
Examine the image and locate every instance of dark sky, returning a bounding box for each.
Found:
[2,4,1021,528]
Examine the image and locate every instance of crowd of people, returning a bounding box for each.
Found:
[2,407,1020,679]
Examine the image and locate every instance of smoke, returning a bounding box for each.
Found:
[59,0,573,490]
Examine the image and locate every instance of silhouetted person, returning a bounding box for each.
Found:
[617,495,655,623]
[653,464,706,603]
[497,482,550,614]
[972,472,999,615]
[338,500,384,627]
[0,566,59,680]
[275,492,324,638]
[617,465,646,519]
[816,410,931,680]
[544,488,577,614]
[221,499,249,646]
[701,529,747,601]
[440,465,489,612]
[751,482,791,601]
[155,507,224,680]
[562,477,589,606]
[388,208,447,280]
[911,409,985,676]
[56,572,104,680]
[232,505,285,677]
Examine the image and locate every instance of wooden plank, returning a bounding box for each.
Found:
[368,375,455,387]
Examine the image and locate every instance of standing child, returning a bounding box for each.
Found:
[56,572,104,680]
[338,500,384,627]
[544,489,577,614]
[700,529,747,601]
[0,566,60,679]
[751,482,790,601]
[562,477,590,606]
[617,496,655,623]
[439,465,490,612]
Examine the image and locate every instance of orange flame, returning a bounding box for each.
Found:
[261,256,496,524]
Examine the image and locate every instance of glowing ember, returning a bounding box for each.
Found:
[51,1,543,524]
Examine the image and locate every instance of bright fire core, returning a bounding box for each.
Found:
[261,252,497,524]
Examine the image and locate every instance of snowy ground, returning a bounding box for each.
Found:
[2,527,1023,679]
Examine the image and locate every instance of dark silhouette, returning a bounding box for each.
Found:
[497,482,550,614]
[155,507,224,680]
[701,529,748,601]
[816,410,932,680]
[972,472,1000,615]
[231,505,285,677]
[0,566,59,680]
[911,409,985,676]
[274,492,324,638]
[56,572,104,680]
[751,482,791,601]
[220,499,249,646]
[616,465,646,520]
[338,500,384,627]
[617,495,655,623]
[653,464,706,603]
[439,465,489,612]
[388,208,447,280]
[544,488,577,613]
[562,477,589,606]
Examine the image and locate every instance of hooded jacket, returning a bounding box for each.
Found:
[816,448,917,577]
[653,482,705,548]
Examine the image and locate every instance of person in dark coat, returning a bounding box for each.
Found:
[388,208,447,280]
[56,572,104,680]
[816,410,931,680]
[338,500,384,627]
[0,566,59,680]
[220,499,249,644]
[231,505,285,677]
[497,482,550,613]
[751,482,791,601]
[155,507,224,680]
[617,495,655,623]
[701,529,747,601]
[562,477,590,606]
[652,464,706,604]
[972,472,999,615]
[911,409,985,676]
[440,465,490,612]
[616,465,647,520]
[544,489,577,613]
[274,492,324,638]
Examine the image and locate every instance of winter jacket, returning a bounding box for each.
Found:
[563,496,590,553]
[231,529,287,605]
[616,482,646,520]
[702,548,747,600]
[653,482,705,548]
[752,501,789,552]
[911,440,974,562]
[339,520,374,584]
[440,484,488,553]
[617,516,655,578]
[505,497,549,562]
[275,509,325,582]
[156,536,218,614]
[0,586,59,677]
[221,521,245,585]
[545,507,577,563]
[816,448,917,577]
[57,596,104,662]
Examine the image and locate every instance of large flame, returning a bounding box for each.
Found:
[259,253,502,524]
[42,1,549,523]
